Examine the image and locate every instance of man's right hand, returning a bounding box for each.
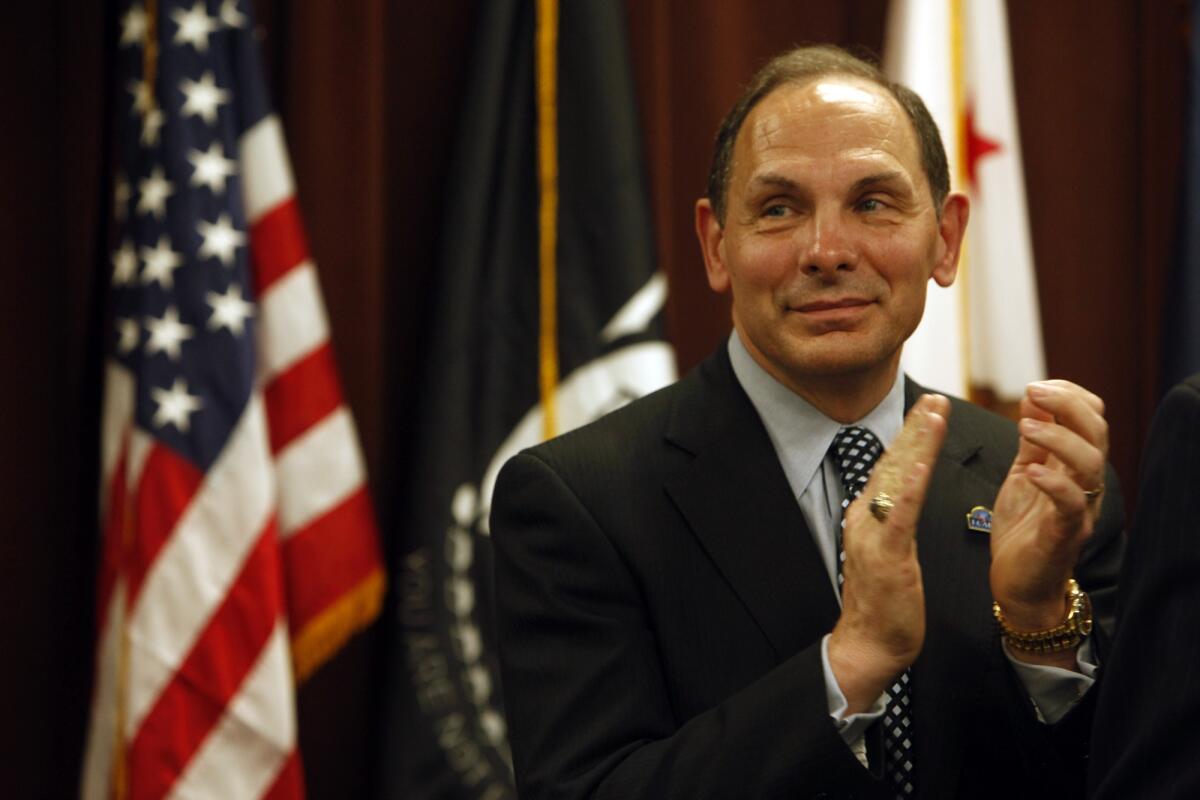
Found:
[827,393,950,715]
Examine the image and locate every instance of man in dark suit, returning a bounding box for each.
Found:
[492,45,1122,799]
[1089,373,1200,798]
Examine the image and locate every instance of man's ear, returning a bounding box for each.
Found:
[931,192,970,288]
[695,198,730,293]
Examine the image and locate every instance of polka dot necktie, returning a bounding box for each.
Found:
[830,427,915,799]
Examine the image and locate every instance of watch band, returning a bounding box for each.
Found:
[993,578,1094,654]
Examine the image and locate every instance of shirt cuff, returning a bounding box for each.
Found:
[821,634,887,767]
[1003,637,1097,724]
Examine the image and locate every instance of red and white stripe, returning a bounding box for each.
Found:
[83,114,383,799]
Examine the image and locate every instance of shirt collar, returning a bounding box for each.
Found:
[727,331,906,497]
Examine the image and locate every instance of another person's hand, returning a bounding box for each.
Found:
[989,380,1108,669]
[828,393,950,714]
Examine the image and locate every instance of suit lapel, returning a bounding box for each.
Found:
[905,380,997,650]
[663,349,840,661]
[905,381,1003,667]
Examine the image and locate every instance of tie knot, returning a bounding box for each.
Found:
[830,426,883,502]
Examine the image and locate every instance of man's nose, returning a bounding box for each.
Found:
[800,211,855,275]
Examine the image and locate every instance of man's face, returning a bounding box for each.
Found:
[696,77,966,393]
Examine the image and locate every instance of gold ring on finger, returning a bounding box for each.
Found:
[869,492,895,523]
[1083,484,1104,505]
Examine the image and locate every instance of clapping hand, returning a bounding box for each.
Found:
[989,381,1108,668]
[828,393,950,713]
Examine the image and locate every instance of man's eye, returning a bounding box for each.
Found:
[763,204,788,218]
[858,198,885,212]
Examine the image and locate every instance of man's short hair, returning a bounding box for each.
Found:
[706,44,950,222]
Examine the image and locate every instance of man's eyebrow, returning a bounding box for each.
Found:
[746,171,912,195]
[850,171,908,193]
[746,173,801,193]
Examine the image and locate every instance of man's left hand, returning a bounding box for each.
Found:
[989,380,1109,669]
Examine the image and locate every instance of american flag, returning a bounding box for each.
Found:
[82,1,385,797]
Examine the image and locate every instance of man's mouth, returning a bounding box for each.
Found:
[793,297,873,313]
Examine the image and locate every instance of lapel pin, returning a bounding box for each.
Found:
[965,506,993,534]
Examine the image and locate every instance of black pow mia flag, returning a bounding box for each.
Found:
[377,1,674,797]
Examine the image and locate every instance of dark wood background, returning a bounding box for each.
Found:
[2,1,1189,797]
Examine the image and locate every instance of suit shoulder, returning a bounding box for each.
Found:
[1144,374,1200,461]
[510,377,683,478]
[1165,373,1200,409]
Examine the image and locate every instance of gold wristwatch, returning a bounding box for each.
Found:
[993,579,1093,654]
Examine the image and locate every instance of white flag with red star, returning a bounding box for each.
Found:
[885,0,1045,400]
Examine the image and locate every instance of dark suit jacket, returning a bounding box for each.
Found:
[1088,374,1200,799]
[492,346,1123,799]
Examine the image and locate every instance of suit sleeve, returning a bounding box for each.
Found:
[491,450,886,800]
[1089,378,1200,799]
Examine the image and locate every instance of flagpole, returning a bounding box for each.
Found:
[111,4,161,793]
[949,0,974,401]
[113,530,131,800]
[535,0,560,441]
[113,4,163,791]
[143,0,159,110]
[112,451,134,800]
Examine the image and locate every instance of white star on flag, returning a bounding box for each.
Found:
[188,141,238,193]
[114,173,132,222]
[171,1,219,53]
[206,284,255,335]
[150,376,203,432]
[145,305,196,361]
[119,4,148,48]
[129,78,154,115]
[141,235,184,289]
[219,0,247,29]
[197,213,247,266]
[136,166,174,219]
[180,71,230,125]
[141,106,166,147]
[115,317,140,354]
[112,239,139,285]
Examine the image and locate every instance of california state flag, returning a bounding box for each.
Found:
[885,0,1045,400]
